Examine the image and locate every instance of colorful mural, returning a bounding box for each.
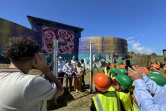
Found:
[42,26,74,54]
[0,18,38,48]
[78,53,128,69]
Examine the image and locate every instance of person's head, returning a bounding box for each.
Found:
[93,73,111,93]
[72,56,76,60]
[67,60,71,65]
[149,64,160,72]
[106,61,110,67]
[114,75,133,91]
[58,56,62,62]
[112,79,121,91]
[131,62,139,69]
[3,37,39,73]
[81,59,84,63]
[76,62,81,67]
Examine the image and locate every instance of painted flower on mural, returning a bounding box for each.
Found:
[43,29,56,44]
[42,27,74,54]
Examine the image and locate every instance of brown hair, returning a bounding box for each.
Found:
[76,62,81,67]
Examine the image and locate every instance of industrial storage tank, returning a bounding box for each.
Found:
[78,36,128,68]
[79,36,128,54]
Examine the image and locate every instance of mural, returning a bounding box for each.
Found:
[78,53,128,69]
[0,18,38,63]
[0,18,38,48]
[42,26,74,54]
[45,54,78,64]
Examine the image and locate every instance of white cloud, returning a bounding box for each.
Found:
[128,40,135,44]
[126,36,153,55]
[126,37,134,40]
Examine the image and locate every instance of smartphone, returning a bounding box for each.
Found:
[125,60,132,70]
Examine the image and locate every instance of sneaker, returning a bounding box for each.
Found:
[76,89,78,93]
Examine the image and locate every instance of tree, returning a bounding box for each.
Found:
[128,51,135,55]
[151,53,157,56]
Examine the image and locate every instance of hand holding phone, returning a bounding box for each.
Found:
[125,60,132,70]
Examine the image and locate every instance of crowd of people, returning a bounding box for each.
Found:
[1,36,166,111]
[49,55,86,93]
[90,60,166,111]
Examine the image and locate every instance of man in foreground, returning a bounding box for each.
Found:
[0,37,64,111]
[128,66,166,111]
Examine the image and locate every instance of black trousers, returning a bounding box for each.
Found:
[82,75,85,86]
[58,72,64,85]
[65,75,73,91]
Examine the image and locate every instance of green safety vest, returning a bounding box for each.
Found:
[118,91,133,111]
[104,67,110,77]
[92,91,121,111]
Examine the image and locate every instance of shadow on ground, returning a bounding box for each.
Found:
[48,84,90,110]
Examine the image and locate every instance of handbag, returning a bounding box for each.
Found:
[64,65,73,77]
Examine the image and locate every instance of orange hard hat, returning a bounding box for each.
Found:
[138,67,149,74]
[150,64,160,70]
[116,64,125,69]
[164,65,166,70]
[118,64,126,68]
[93,73,111,91]
[110,63,115,68]
[135,65,139,69]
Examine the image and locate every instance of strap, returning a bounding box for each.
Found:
[65,65,70,70]
[0,68,21,72]
[133,100,139,109]
[113,91,122,111]
[94,95,104,111]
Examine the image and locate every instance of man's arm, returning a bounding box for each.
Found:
[25,76,57,101]
[134,79,164,111]
[42,69,64,97]
[142,74,162,95]
[128,67,164,111]
[62,65,66,72]
[32,53,64,97]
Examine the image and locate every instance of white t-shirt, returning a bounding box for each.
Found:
[62,63,73,73]
[71,60,77,68]
[0,72,57,111]
[58,61,64,73]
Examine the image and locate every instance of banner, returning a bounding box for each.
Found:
[42,26,74,54]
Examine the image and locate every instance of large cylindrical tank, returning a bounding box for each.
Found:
[79,36,128,54]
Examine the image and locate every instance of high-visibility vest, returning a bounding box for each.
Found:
[104,67,110,77]
[110,74,116,80]
[108,86,115,91]
[133,100,139,111]
[92,91,121,111]
[117,91,133,111]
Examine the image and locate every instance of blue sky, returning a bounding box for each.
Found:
[0,0,166,55]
